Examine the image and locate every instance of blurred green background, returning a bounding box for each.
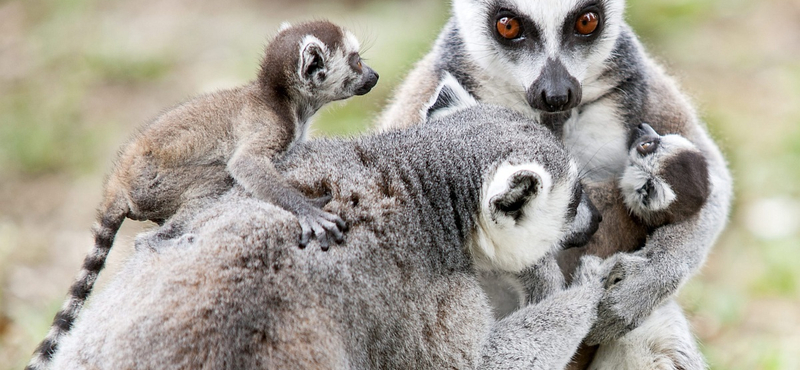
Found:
[0,0,798,369]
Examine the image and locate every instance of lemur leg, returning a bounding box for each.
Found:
[589,299,707,370]
[133,191,223,252]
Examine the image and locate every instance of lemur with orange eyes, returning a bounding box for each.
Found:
[26,20,378,370]
[380,0,730,369]
[558,123,710,370]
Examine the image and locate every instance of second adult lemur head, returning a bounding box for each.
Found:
[259,21,379,118]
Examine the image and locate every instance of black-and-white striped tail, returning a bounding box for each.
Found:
[25,209,125,370]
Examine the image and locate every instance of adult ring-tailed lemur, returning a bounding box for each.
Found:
[47,81,617,370]
[379,0,732,369]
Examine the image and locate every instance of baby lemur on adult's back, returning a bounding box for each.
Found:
[26,20,378,370]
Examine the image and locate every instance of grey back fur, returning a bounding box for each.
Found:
[50,104,614,369]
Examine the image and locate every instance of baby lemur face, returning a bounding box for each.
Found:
[288,22,378,102]
[620,124,710,227]
[261,21,379,109]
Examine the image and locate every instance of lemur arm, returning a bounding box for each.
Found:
[481,256,611,370]
[517,254,566,305]
[586,128,732,344]
[227,138,346,248]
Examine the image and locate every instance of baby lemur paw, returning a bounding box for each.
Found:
[297,208,347,251]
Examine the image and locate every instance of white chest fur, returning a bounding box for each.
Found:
[562,100,628,182]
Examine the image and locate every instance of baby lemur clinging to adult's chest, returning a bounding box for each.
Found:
[559,123,711,370]
[559,123,711,279]
[26,20,378,370]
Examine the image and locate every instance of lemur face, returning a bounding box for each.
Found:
[452,0,624,112]
[472,159,600,272]
[293,25,379,102]
[620,124,710,226]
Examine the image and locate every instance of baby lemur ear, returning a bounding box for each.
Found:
[489,170,542,222]
[426,72,477,120]
[299,37,327,84]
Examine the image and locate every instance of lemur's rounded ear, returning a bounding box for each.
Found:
[299,36,327,83]
[426,72,477,120]
[489,170,542,222]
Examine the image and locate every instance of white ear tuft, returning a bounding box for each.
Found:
[470,162,568,273]
[298,35,328,82]
[425,72,478,120]
[279,22,292,32]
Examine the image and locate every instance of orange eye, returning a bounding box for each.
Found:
[636,139,660,155]
[575,12,599,35]
[496,17,522,39]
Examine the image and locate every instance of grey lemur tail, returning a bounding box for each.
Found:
[25,197,127,370]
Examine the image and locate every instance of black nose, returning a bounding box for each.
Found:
[355,66,379,96]
[527,58,582,113]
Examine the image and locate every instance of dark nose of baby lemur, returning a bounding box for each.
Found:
[528,58,582,113]
[355,65,379,96]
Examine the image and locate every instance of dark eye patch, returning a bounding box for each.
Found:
[561,1,606,47]
[487,4,542,50]
[348,52,362,72]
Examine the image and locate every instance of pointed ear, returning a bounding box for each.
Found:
[489,170,542,222]
[299,36,327,84]
[425,72,477,120]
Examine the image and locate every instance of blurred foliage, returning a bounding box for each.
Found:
[1,0,798,369]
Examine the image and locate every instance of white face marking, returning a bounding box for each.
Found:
[620,134,698,216]
[562,99,628,181]
[294,28,367,131]
[452,0,625,97]
[343,30,361,54]
[471,161,577,272]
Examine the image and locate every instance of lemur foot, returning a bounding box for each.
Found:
[297,208,347,251]
[308,194,334,208]
[134,220,185,252]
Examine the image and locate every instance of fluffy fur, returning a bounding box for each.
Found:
[49,103,611,369]
[557,124,710,370]
[379,0,732,368]
[26,20,378,370]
